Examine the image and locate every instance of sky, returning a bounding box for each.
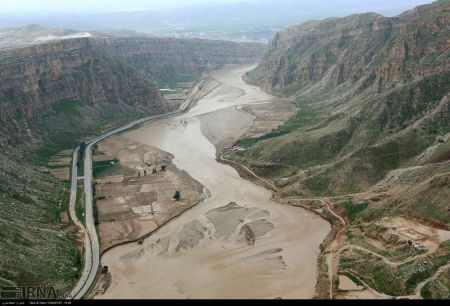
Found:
[0,0,434,15]
[0,0,251,14]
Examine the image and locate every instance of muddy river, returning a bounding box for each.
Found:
[99,65,331,299]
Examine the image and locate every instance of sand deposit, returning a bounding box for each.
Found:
[98,65,330,299]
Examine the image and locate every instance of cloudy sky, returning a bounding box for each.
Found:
[0,0,248,13]
[0,0,433,14]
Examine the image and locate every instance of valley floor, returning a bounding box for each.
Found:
[85,64,450,300]
[95,65,331,299]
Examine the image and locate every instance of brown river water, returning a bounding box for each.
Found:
[98,65,331,299]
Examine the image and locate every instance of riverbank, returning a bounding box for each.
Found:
[97,65,331,299]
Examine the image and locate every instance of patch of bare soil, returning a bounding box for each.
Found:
[94,135,204,252]
[199,106,254,151]
[240,101,298,139]
[337,275,364,291]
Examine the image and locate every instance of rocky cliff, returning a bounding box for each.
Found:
[0,35,265,293]
[235,0,450,224]
[0,37,170,293]
[0,36,265,151]
[104,37,265,82]
[0,37,170,151]
[251,0,449,93]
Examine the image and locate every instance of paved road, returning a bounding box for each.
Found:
[67,79,204,299]
[67,148,93,299]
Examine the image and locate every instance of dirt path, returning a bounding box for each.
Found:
[339,244,436,267]
[338,244,449,299]
[337,254,450,300]
[219,155,280,192]
[407,263,450,298]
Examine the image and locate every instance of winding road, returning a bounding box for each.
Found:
[67,78,205,299]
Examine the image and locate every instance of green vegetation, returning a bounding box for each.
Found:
[55,182,71,222]
[237,130,290,148]
[335,200,368,221]
[0,152,81,293]
[245,66,271,85]
[156,75,199,90]
[363,172,450,225]
[277,104,321,133]
[232,1,450,224]
[347,224,427,262]
[93,198,99,226]
[31,132,78,163]
[93,159,120,177]
[75,185,85,227]
[237,104,320,148]
[320,255,328,276]
[52,98,85,117]
[339,241,450,296]
[421,268,450,299]
[92,157,137,178]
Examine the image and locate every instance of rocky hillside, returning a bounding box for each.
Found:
[235,0,450,224]
[0,37,265,151]
[0,36,265,294]
[251,0,448,93]
[0,37,170,295]
[0,37,171,151]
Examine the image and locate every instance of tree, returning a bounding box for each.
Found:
[173,191,181,201]
[102,266,109,274]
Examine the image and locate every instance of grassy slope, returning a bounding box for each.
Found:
[230,2,450,225]
[0,150,81,294]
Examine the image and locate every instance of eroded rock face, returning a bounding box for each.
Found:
[0,38,169,149]
[236,1,450,218]
[0,37,266,150]
[105,37,266,81]
[252,1,449,92]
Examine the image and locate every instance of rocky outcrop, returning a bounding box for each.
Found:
[0,36,265,150]
[251,0,449,93]
[104,37,265,80]
[0,38,169,149]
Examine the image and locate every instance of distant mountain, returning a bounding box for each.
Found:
[0,24,153,49]
[0,24,92,49]
[0,0,433,42]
